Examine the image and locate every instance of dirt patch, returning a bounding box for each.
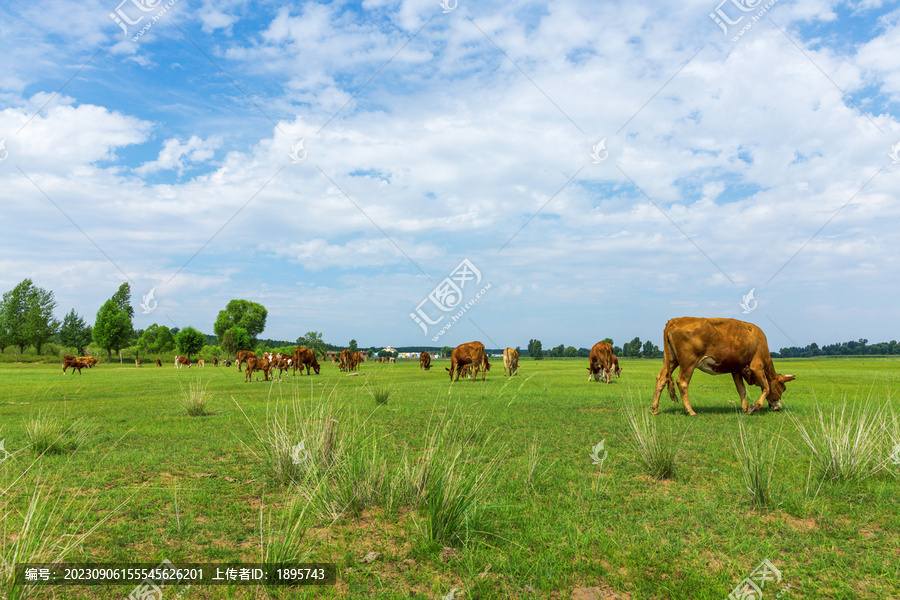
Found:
[571,584,631,599]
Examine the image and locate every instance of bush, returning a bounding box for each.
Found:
[181,379,214,416]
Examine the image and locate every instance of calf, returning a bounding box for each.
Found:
[175,356,191,369]
[197,359,205,367]
[244,357,272,382]
[62,357,83,375]
[135,359,143,367]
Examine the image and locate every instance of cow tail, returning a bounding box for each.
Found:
[663,326,678,402]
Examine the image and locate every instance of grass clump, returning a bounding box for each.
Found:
[180,379,214,416]
[732,420,779,509]
[791,398,886,482]
[416,410,504,544]
[25,411,92,456]
[367,381,395,406]
[623,399,680,480]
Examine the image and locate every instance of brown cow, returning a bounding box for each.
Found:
[135,359,142,367]
[156,358,162,367]
[76,356,98,368]
[331,355,340,366]
[236,350,256,372]
[62,357,83,374]
[339,349,351,372]
[244,357,271,382]
[502,347,519,376]
[419,351,432,371]
[651,317,795,416]
[446,341,486,382]
[587,342,614,383]
[175,356,191,368]
[213,357,219,367]
[349,351,361,372]
[197,359,205,368]
[611,354,623,379]
[293,347,321,375]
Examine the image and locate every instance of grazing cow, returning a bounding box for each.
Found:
[331,356,340,366]
[611,354,623,379]
[502,347,519,376]
[175,356,191,369]
[213,357,219,367]
[293,347,321,375]
[446,341,487,382]
[271,357,291,378]
[236,351,257,372]
[339,349,351,372]
[156,358,162,367]
[76,356,98,368]
[224,360,232,367]
[349,351,361,372]
[420,351,432,371]
[62,357,83,375]
[197,359,205,368]
[651,317,796,416]
[244,357,272,382]
[135,359,142,367]
[588,342,614,384]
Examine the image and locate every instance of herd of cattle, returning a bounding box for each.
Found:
[59,317,795,415]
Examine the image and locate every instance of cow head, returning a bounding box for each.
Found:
[766,373,795,409]
[587,366,606,382]
[313,363,321,375]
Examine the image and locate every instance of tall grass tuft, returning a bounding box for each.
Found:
[415,409,504,544]
[25,411,92,456]
[367,381,394,406]
[2,441,137,599]
[887,408,900,479]
[180,379,214,416]
[732,420,779,509]
[259,492,316,566]
[623,399,680,480]
[791,397,886,482]
[235,386,349,486]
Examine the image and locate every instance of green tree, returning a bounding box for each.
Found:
[623,337,642,358]
[176,326,205,361]
[220,329,236,356]
[226,326,252,354]
[111,283,135,319]
[93,298,132,361]
[641,340,660,358]
[0,309,10,353]
[563,345,577,357]
[550,344,565,357]
[1,279,60,357]
[59,309,92,355]
[297,331,326,358]
[25,284,59,355]
[440,345,454,358]
[349,339,358,353]
[213,299,267,343]
[137,323,175,356]
[601,337,614,345]
[531,340,543,360]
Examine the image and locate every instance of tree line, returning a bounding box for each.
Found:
[2,278,897,362]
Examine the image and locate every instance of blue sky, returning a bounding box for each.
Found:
[1,0,898,351]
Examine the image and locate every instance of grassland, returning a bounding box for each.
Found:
[1,356,899,599]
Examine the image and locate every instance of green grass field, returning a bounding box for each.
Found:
[1,357,899,599]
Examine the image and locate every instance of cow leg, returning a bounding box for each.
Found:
[745,363,769,415]
[650,363,676,414]
[731,372,749,412]
[675,365,697,416]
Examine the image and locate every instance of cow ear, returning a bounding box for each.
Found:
[781,374,795,382]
